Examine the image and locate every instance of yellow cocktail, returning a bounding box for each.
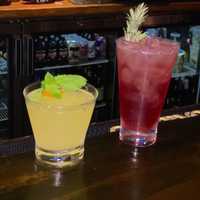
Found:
[23,75,97,168]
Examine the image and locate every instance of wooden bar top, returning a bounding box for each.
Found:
[0,1,200,20]
[1,115,200,199]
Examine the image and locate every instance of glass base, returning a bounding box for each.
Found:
[35,145,84,168]
[119,128,157,147]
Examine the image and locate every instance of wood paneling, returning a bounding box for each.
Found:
[0,1,200,21]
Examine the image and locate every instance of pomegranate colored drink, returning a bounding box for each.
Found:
[116,37,179,147]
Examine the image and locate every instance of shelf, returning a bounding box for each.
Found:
[34,59,109,71]
[0,71,8,75]
[0,1,200,21]
[95,102,107,109]
[172,65,197,78]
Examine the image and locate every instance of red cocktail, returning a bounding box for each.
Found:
[116,37,179,147]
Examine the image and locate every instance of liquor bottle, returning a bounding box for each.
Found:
[34,35,47,67]
[82,33,96,60]
[181,36,190,62]
[57,35,68,64]
[67,40,80,64]
[189,26,200,69]
[47,35,57,65]
[87,41,96,60]
[158,27,167,38]
[79,39,88,62]
[95,35,107,59]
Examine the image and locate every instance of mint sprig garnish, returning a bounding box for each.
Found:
[45,84,62,98]
[41,72,87,98]
[44,72,55,84]
[55,74,87,91]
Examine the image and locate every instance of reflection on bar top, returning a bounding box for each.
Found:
[110,109,200,133]
[160,110,200,121]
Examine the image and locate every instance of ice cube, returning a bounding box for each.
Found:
[121,67,133,84]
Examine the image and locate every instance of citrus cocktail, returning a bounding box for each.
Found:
[24,73,97,168]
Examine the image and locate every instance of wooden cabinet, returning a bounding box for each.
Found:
[0,1,200,138]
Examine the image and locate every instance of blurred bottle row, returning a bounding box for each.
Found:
[0,26,200,128]
[146,26,200,73]
[33,33,107,67]
[145,26,200,108]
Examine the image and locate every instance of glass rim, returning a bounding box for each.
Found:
[116,36,180,54]
[117,36,179,44]
[23,81,98,109]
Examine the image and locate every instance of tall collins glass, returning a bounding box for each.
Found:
[116,37,179,147]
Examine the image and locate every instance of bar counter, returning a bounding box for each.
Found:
[0,1,200,20]
[0,112,200,200]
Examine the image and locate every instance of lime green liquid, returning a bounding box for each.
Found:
[26,88,95,151]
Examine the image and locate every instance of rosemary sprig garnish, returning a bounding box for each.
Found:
[124,3,148,42]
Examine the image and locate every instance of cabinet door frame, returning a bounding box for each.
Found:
[0,21,22,139]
